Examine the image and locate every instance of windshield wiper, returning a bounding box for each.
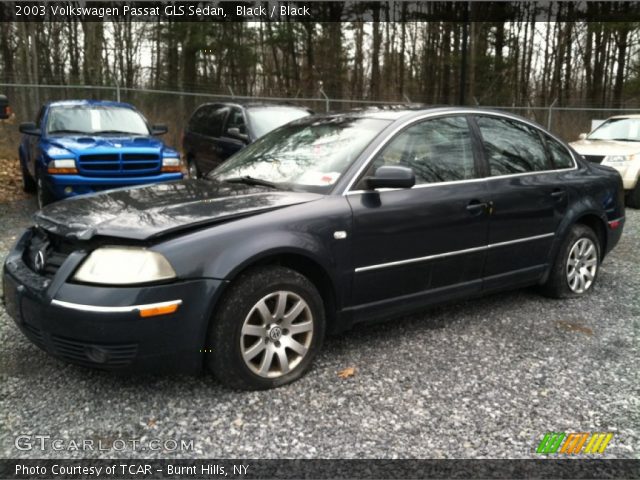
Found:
[223,176,281,189]
[48,129,91,135]
[93,130,143,135]
[611,138,640,142]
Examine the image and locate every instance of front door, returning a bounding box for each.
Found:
[346,115,491,322]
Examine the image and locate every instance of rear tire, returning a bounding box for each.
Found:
[540,224,600,299]
[626,181,640,209]
[207,266,325,390]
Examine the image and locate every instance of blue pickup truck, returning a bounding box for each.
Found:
[19,100,183,208]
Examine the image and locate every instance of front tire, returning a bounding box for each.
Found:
[36,173,55,209]
[21,162,36,193]
[541,224,600,298]
[207,266,325,390]
[187,157,199,179]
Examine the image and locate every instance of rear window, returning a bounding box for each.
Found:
[247,107,310,138]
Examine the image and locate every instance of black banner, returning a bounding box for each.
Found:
[3,1,640,23]
[1,459,639,479]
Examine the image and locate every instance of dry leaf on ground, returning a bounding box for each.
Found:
[337,367,356,379]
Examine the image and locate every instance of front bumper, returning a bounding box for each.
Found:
[45,172,183,200]
[2,230,224,374]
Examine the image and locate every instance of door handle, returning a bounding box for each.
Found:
[551,189,566,199]
[466,200,490,215]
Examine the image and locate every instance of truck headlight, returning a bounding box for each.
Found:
[47,159,78,174]
[603,154,634,164]
[161,156,182,173]
[73,247,176,285]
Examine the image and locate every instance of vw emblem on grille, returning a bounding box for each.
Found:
[34,250,46,273]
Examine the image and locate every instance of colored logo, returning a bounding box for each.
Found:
[536,432,613,455]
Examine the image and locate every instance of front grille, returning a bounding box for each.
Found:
[78,152,161,176]
[584,155,605,164]
[23,229,73,279]
[50,335,138,367]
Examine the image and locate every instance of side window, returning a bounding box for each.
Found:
[204,107,228,137]
[189,107,208,134]
[545,135,575,169]
[477,116,550,175]
[368,116,476,185]
[225,108,246,135]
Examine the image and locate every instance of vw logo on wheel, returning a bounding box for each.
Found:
[268,325,282,342]
[33,250,46,273]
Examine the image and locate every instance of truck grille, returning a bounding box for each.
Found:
[583,155,605,164]
[78,152,161,176]
[23,229,73,279]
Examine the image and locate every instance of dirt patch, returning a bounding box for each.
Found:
[0,157,29,204]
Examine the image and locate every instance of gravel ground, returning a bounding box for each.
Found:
[0,198,638,460]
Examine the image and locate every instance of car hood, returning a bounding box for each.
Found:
[47,135,165,154]
[569,139,640,156]
[34,180,323,241]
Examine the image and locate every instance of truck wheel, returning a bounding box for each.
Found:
[626,181,640,209]
[207,266,325,390]
[187,157,199,179]
[540,224,600,299]
[36,174,55,209]
[21,163,36,193]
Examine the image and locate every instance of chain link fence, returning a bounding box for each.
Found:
[1,82,640,151]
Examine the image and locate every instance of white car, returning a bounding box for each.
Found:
[570,115,640,207]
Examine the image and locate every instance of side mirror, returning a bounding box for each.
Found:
[364,166,415,190]
[578,133,588,140]
[19,122,41,136]
[227,127,250,143]
[151,124,168,135]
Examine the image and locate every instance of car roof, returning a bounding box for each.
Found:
[608,114,640,120]
[314,105,536,123]
[194,101,310,111]
[46,99,135,109]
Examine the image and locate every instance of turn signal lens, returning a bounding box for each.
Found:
[138,300,182,318]
[48,159,78,174]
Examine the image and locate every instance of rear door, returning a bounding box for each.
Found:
[347,115,491,321]
[471,114,569,291]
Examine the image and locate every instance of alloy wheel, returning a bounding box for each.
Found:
[566,237,598,294]
[240,290,314,378]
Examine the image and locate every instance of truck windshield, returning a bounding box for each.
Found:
[46,106,150,136]
[210,116,390,193]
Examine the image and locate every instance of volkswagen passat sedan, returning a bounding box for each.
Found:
[3,107,625,390]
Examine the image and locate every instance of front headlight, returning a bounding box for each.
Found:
[161,155,182,173]
[73,247,176,285]
[603,154,634,164]
[47,158,78,174]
